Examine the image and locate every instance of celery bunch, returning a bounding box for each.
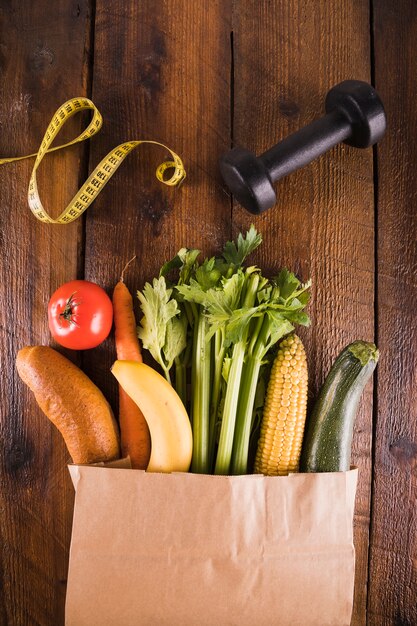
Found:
[137,226,311,475]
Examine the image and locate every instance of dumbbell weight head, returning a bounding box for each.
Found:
[219,147,276,216]
[324,80,386,148]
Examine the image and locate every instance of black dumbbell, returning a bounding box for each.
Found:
[219,80,386,214]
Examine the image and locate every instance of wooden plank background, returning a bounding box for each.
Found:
[0,2,92,624]
[368,1,417,625]
[0,1,415,624]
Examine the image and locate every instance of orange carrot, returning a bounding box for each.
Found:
[113,257,151,469]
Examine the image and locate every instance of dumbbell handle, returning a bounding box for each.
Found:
[261,110,351,182]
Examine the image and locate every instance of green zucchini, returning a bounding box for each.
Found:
[300,340,379,472]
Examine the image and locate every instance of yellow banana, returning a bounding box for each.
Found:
[111,360,192,473]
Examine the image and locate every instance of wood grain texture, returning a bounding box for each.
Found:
[368,1,417,624]
[0,2,92,624]
[1,1,416,624]
[82,0,233,407]
[231,2,374,624]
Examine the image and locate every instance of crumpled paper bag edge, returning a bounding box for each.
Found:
[68,456,132,489]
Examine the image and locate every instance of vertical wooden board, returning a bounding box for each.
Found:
[0,2,92,624]
[82,0,232,406]
[232,2,374,624]
[369,2,417,624]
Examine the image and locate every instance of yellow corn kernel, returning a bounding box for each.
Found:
[254,334,308,476]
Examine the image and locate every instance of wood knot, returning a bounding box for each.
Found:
[278,98,300,118]
[138,61,162,100]
[4,438,33,475]
[140,188,172,237]
[137,25,167,102]
[29,44,55,72]
[0,43,8,72]
[389,437,417,471]
[279,98,300,118]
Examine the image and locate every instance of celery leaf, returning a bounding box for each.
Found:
[176,279,211,306]
[274,268,301,300]
[222,224,262,266]
[164,313,188,371]
[137,277,181,374]
[159,248,187,279]
[195,257,222,290]
[223,306,260,347]
[179,249,201,285]
[265,310,295,347]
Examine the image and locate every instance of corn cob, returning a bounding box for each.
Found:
[254,334,308,476]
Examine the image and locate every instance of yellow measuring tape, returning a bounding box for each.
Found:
[0,97,186,224]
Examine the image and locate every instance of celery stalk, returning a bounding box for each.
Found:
[230,355,263,475]
[191,312,211,473]
[230,312,291,474]
[175,340,192,409]
[175,357,186,407]
[208,328,225,470]
[214,273,260,475]
[230,314,268,474]
[214,339,247,474]
[163,366,171,385]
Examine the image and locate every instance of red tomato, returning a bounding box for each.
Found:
[48,280,113,350]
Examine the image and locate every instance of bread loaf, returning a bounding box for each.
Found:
[16,346,120,464]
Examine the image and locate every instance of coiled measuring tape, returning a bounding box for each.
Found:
[0,97,186,224]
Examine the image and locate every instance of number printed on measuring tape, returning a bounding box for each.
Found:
[0,97,186,224]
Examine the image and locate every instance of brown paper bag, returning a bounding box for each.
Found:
[65,466,358,626]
